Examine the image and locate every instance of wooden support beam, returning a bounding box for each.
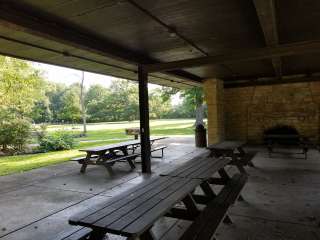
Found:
[138,66,151,173]
[145,40,320,73]
[224,75,320,88]
[0,1,201,83]
[253,0,282,78]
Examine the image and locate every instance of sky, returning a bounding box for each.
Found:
[31,62,182,104]
[32,62,159,89]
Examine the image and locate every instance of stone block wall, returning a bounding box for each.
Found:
[204,79,225,144]
[223,82,320,143]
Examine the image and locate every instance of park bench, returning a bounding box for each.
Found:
[73,137,167,173]
[150,145,167,158]
[71,156,98,164]
[53,227,92,240]
[179,173,247,240]
[71,153,140,173]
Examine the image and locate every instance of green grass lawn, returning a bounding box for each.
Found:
[0,119,196,176]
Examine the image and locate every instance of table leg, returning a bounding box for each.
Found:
[219,168,244,202]
[232,152,247,175]
[121,147,136,169]
[218,168,231,181]
[200,180,234,222]
[88,229,106,240]
[103,163,114,176]
[80,153,91,173]
[237,147,255,167]
[138,229,155,240]
[223,215,233,225]
[182,194,200,219]
[98,151,114,175]
[200,181,216,199]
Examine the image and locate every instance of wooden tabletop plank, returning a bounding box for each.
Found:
[164,157,209,177]
[80,137,167,153]
[106,178,194,232]
[161,153,230,180]
[160,151,210,177]
[89,177,182,229]
[71,177,201,237]
[122,178,201,236]
[188,158,230,180]
[70,176,167,224]
[178,157,219,178]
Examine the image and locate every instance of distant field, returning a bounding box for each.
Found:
[0,119,197,176]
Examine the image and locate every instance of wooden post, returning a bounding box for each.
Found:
[138,66,151,173]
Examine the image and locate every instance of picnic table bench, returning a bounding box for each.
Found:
[207,141,256,174]
[72,137,167,173]
[265,134,309,159]
[53,227,91,240]
[68,152,247,240]
[125,127,140,140]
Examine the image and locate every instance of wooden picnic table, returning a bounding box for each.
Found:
[68,152,247,240]
[80,136,166,153]
[75,137,167,173]
[160,151,245,202]
[207,141,255,174]
[69,176,202,239]
[160,152,230,180]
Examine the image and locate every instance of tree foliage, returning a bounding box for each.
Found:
[160,86,206,125]
[0,56,45,117]
[0,55,203,153]
[0,56,43,151]
[0,55,201,127]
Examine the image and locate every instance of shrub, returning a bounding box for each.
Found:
[39,131,76,152]
[34,124,48,141]
[0,118,31,151]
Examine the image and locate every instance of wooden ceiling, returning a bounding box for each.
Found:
[0,0,319,88]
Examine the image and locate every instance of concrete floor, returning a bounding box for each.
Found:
[0,137,320,240]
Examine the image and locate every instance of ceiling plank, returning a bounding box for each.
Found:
[253,0,282,78]
[145,40,320,73]
[0,1,201,83]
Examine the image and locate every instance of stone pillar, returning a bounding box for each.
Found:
[204,78,225,145]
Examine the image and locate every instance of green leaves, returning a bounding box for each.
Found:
[0,117,31,151]
[86,80,139,122]
[38,131,76,152]
[0,56,45,117]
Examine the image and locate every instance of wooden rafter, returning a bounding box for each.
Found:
[225,75,320,88]
[253,0,282,78]
[145,40,320,73]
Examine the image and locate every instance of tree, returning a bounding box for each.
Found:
[160,86,205,125]
[181,87,205,126]
[108,79,139,121]
[47,83,67,123]
[149,90,171,119]
[0,56,45,117]
[46,83,81,123]
[80,71,87,136]
[0,56,45,151]
[58,84,81,123]
[30,98,52,123]
[86,80,140,122]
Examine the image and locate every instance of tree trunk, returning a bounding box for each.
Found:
[80,71,87,136]
[195,103,205,126]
